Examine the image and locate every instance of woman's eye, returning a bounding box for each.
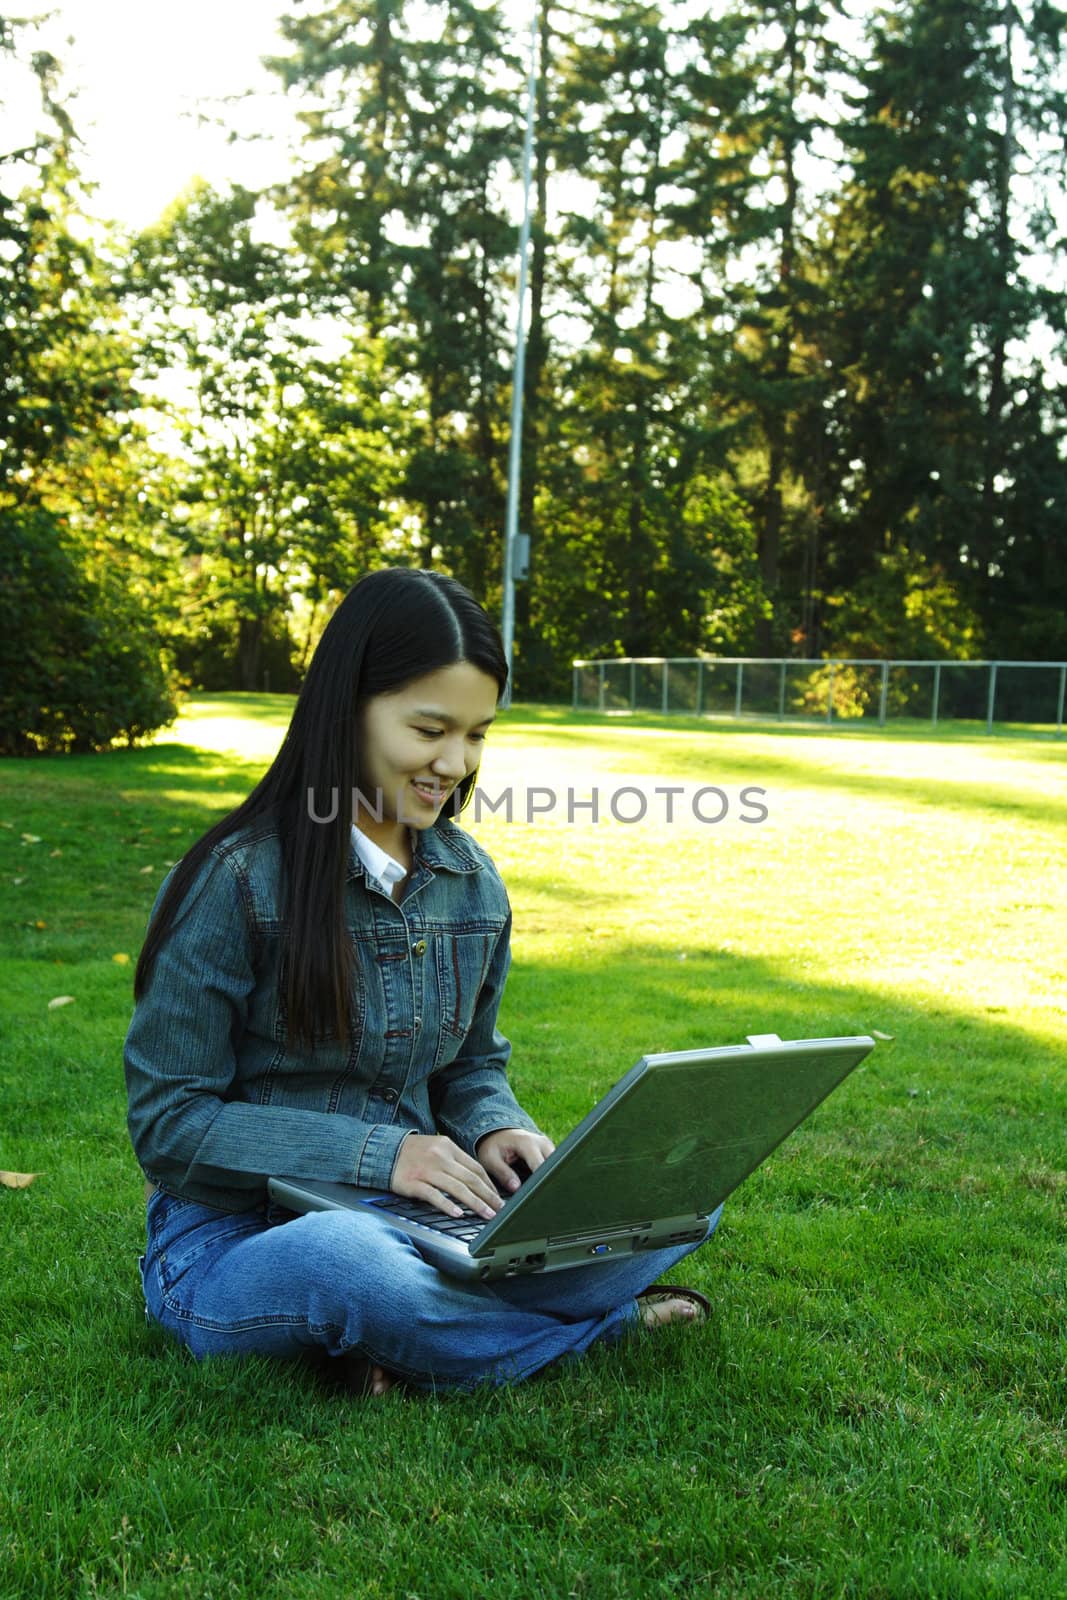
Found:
[416,728,444,739]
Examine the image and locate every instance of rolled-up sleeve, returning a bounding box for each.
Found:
[428,914,541,1155]
[124,854,409,1205]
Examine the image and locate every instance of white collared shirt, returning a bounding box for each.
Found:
[351,823,408,900]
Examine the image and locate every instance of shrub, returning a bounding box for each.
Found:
[0,510,179,754]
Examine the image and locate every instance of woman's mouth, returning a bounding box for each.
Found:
[410,780,450,807]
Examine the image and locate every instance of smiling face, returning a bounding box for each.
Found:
[355,660,499,860]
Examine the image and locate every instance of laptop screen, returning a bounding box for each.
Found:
[479,1037,873,1250]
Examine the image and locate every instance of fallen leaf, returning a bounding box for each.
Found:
[0,1171,38,1189]
[21,833,41,844]
[32,920,47,930]
[48,995,76,1009]
[0,820,13,829]
[112,952,130,965]
[12,876,25,886]
[871,1029,895,1041]
[49,848,62,857]
[139,865,154,875]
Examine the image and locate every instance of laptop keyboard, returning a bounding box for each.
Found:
[383,1197,486,1243]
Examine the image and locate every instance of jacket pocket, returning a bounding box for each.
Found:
[435,932,494,1040]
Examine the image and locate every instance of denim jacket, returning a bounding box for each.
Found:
[124,817,540,1213]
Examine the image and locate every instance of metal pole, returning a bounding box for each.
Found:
[598,661,605,713]
[878,661,889,728]
[932,662,941,728]
[827,661,836,724]
[630,659,636,711]
[986,662,998,735]
[735,662,743,719]
[1057,665,1066,738]
[697,659,704,716]
[661,660,669,714]
[500,0,540,705]
[572,663,578,710]
[778,661,786,721]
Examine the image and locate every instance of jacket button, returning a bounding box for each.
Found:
[380,1087,398,1105]
[412,939,427,957]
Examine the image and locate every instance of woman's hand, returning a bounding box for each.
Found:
[475,1128,555,1195]
[390,1133,504,1221]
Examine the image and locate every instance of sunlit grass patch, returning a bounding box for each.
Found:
[1,697,1064,1599]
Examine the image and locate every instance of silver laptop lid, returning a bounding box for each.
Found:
[473,1034,873,1256]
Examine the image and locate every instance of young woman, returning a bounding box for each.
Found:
[126,567,719,1395]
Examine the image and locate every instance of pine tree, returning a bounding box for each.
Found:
[269,0,520,592]
[820,0,1067,657]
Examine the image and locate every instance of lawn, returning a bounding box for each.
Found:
[1,697,1064,1599]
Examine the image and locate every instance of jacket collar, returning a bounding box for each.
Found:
[346,819,482,882]
[412,820,483,875]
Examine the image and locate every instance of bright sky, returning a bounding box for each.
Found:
[7,0,300,228]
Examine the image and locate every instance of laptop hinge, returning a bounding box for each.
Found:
[546,1221,653,1247]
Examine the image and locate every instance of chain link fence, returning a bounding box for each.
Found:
[571,657,1067,735]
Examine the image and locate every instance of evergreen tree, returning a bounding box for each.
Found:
[269,0,519,593]
[672,0,854,653]
[0,20,177,751]
[525,0,765,688]
[821,0,1067,657]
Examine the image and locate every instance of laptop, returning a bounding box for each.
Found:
[268,1032,874,1282]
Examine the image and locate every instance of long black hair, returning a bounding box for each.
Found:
[134,568,508,1046]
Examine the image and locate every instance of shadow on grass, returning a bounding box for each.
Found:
[55,695,1059,836]
[499,944,1066,1238]
[498,707,1067,830]
[172,692,296,723]
[511,701,1066,749]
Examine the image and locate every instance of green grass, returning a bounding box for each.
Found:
[1,696,1065,1599]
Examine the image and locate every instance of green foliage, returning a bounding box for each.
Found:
[823,546,986,662]
[0,509,177,754]
[0,21,180,750]
[4,1,1067,700]
[271,0,520,596]
[125,181,410,689]
[815,0,1067,653]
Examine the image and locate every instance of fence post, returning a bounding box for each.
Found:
[878,661,889,728]
[827,661,836,724]
[986,662,998,735]
[572,664,579,710]
[932,663,941,728]
[697,660,704,716]
[629,660,636,711]
[598,661,605,713]
[735,662,744,719]
[662,660,669,714]
[1057,665,1066,738]
[778,661,786,721]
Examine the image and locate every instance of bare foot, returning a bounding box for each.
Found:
[339,1355,398,1396]
[637,1287,709,1328]
[640,1294,701,1329]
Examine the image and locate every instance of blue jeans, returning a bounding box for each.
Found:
[140,1190,723,1392]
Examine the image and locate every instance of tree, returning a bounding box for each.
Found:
[819,0,1067,657]
[125,181,407,689]
[518,0,767,691]
[0,19,177,750]
[269,0,520,593]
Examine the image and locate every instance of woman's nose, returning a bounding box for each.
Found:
[431,738,468,778]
